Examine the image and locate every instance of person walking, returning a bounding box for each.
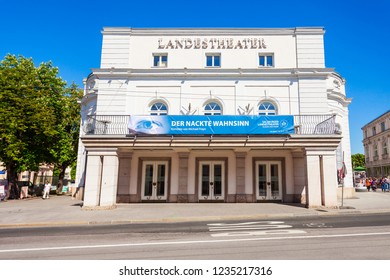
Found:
[366,177,371,192]
[42,181,51,199]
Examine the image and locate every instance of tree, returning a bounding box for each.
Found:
[351,153,365,169]
[48,83,83,191]
[0,54,66,185]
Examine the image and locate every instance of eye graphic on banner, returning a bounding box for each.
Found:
[128,115,294,135]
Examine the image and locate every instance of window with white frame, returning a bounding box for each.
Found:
[258,101,277,115]
[384,140,388,155]
[206,54,221,67]
[259,54,274,67]
[153,54,168,67]
[374,143,378,157]
[149,102,168,115]
[203,101,222,115]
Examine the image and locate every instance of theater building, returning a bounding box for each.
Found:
[75,27,353,208]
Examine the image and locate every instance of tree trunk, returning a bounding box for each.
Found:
[6,161,19,199]
[56,165,66,194]
[6,161,18,184]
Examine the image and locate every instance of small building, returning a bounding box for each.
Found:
[362,110,390,177]
[75,27,353,208]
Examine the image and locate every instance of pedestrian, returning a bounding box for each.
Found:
[385,177,390,192]
[372,178,377,192]
[42,180,51,199]
[381,177,387,192]
[366,177,371,192]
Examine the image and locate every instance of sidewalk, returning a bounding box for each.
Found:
[1,191,390,228]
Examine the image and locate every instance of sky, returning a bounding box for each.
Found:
[1,0,389,154]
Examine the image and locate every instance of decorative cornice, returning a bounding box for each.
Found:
[327,91,352,106]
[101,27,325,37]
[91,67,335,79]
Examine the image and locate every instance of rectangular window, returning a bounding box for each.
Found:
[372,126,376,136]
[381,122,386,132]
[259,54,274,67]
[206,54,221,67]
[374,144,378,157]
[153,54,168,67]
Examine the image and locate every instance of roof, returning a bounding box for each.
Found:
[362,110,390,129]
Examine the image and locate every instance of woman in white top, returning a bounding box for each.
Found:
[43,181,51,199]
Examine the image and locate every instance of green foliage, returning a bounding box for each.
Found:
[0,54,82,183]
[49,82,83,180]
[351,153,365,169]
[70,161,77,180]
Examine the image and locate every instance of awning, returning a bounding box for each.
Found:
[353,166,365,171]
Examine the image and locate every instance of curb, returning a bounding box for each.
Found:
[2,208,390,229]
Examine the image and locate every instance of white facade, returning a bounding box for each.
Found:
[76,27,353,208]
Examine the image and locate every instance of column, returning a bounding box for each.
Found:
[305,149,339,208]
[305,149,322,207]
[83,149,119,208]
[177,152,189,203]
[292,151,306,204]
[117,151,133,203]
[235,152,247,202]
[99,152,119,207]
[321,151,338,207]
[83,154,102,207]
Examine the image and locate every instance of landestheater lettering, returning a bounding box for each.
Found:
[158,38,267,50]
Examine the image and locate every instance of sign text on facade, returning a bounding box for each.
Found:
[158,38,267,50]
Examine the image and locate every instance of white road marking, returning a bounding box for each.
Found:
[208,221,292,231]
[208,220,305,236]
[1,231,390,254]
[211,229,306,237]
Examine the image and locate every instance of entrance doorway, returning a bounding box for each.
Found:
[255,161,282,201]
[141,161,168,201]
[198,161,225,201]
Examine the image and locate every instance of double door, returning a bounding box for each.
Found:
[199,161,225,201]
[141,161,168,201]
[256,161,282,200]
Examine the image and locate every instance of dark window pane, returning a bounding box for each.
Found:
[259,56,265,66]
[206,56,213,66]
[153,56,159,66]
[267,56,273,66]
[214,56,220,66]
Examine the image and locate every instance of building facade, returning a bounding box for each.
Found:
[76,27,353,208]
[362,110,390,177]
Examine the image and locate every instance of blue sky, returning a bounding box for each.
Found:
[1,0,389,154]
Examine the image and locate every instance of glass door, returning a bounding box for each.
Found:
[141,161,168,201]
[255,161,282,200]
[199,161,224,201]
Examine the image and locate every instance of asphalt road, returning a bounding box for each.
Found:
[1,213,390,260]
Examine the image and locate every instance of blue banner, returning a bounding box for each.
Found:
[128,115,294,135]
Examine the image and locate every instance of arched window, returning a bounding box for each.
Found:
[149,102,168,115]
[204,101,222,115]
[258,101,277,115]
